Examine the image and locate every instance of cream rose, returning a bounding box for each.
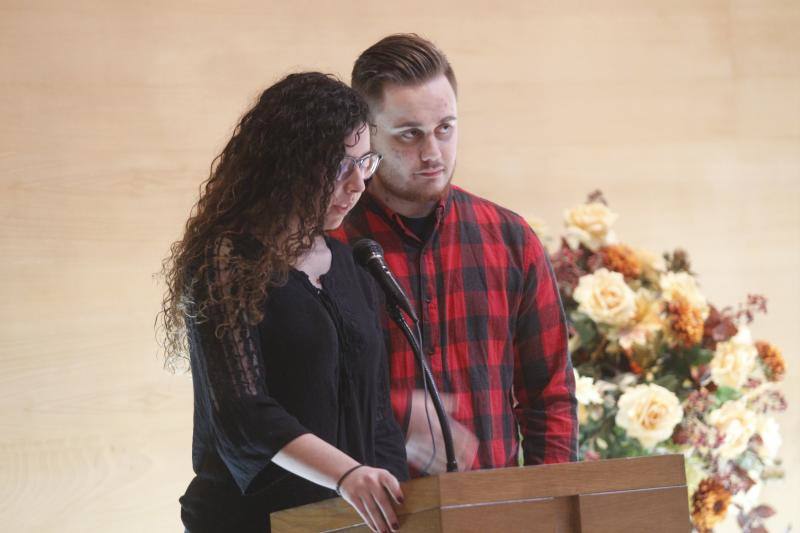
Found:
[710,328,757,389]
[575,370,604,425]
[574,370,603,405]
[635,248,666,273]
[732,478,762,513]
[615,383,684,448]
[573,268,637,327]
[659,271,709,319]
[564,202,618,251]
[707,400,757,460]
[615,288,664,350]
[755,416,781,461]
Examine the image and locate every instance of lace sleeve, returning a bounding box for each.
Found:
[188,236,309,494]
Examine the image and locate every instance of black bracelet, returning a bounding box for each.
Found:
[335,464,365,496]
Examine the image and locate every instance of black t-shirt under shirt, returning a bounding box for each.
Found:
[398,211,436,242]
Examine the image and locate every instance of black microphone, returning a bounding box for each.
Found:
[353,239,419,323]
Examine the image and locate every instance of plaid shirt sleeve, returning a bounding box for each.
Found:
[513,228,578,464]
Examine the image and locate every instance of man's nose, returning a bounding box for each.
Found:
[420,133,442,162]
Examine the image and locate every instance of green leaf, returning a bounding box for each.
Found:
[653,374,680,391]
[689,348,714,366]
[571,314,598,345]
[715,386,741,404]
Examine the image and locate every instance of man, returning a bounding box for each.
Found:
[331,34,577,476]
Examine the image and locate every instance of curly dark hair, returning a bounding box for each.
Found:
[157,72,369,370]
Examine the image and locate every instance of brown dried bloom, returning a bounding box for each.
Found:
[756,340,786,381]
[665,248,693,274]
[691,478,732,532]
[666,294,704,348]
[599,244,642,279]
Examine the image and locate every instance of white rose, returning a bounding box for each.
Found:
[574,370,603,405]
[659,271,709,319]
[708,400,757,460]
[564,202,618,251]
[573,268,637,327]
[732,479,762,513]
[710,329,757,389]
[615,383,684,449]
[755,417,781,461]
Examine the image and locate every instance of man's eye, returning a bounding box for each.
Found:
[400,130,420,140]
[438,124,453,135]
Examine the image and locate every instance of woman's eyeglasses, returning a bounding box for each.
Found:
[336,152,382,182]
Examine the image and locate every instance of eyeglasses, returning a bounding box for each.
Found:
[335,152,382,182]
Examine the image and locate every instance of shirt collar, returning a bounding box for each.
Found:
[361,185,453,245]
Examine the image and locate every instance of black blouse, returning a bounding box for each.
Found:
[179,235,408,533]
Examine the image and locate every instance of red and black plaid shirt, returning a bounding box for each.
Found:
[330,185,577,473]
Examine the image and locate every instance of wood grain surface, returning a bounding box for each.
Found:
[272,456,688,532]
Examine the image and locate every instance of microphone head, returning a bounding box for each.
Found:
[353,238,384,267]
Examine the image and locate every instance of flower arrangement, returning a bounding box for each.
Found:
[547,191,788,533]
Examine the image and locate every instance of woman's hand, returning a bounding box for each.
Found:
[338,465,404,533]
[272,435,404,531]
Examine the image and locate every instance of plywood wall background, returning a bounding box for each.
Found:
[1,1,797,531]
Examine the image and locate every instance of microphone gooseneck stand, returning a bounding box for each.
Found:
[386,303,458,473]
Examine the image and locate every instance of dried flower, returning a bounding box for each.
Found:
[723,294,768,325]
[551,245,587,298]
[558,193,787,532]
[691,478,732,532]
[755,341,786,381]
[660,271,709,319]
[664,248,693,274]
[665,294,705,348]
[702,306,738,349]
[599,244,642,279]
[684,388,715,416]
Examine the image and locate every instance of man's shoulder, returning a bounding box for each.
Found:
[449,186,535,238]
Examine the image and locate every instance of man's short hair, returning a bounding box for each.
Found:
[351,33,457,107]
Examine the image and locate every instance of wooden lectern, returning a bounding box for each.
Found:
[271,454,690,532]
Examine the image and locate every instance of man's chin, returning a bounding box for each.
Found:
[403,179,452,204]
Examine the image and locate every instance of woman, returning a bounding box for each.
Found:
[158,73,408,533]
